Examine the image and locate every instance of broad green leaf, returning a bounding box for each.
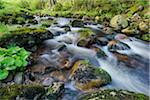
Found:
[22,60,28,67]
[7,46,21,55]
[0,70,9,80]
[15,59,23,67]
[1,57,15,66]
[5,66,17,70]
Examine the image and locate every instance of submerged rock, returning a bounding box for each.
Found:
[77,89,149,100]
[110,15,128,30]
[69,60,111,91]
[71,20,84,27]
[108,40,130,51]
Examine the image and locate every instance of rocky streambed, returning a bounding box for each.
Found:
[0,15,149,100]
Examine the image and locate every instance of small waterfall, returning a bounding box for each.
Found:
[120,38,150,59]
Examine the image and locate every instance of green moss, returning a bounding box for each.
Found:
[78,89,149,100]
[141,34,150,42]
[77,28,94,39]
[41,19,56,28]
[0,27,53,52]
[0,84,45,99]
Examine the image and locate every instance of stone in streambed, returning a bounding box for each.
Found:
[14,72,24,84]
[69,60,111,91]
[108,40,130,51]
[71,20,84,27]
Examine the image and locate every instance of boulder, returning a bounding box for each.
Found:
[108,40,130,51]
[71,20,84,27]
[139,21,149,32]
[110,15,128,30]
[69,60,111,91]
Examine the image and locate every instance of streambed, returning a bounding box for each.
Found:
[0,16,149,99]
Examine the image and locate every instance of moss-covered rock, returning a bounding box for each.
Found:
[71,20,84,27]
[139,21,149,32]
[41,19,56,28]
[46,82,65,100]
[0,84,45,100]
[0,27,53,52]
[140,34,150,42]
[77,89,149,100]
[110,15,128,30]
[69,60,111,91]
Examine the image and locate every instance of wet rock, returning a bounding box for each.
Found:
[110,15,128,30]
[46,82,64,99]
[115,34,128,40]
[42,77,55,86]
[62,88,79,100]
[14,72,24,84]
[60,25,71,32]
[139,21,149,32]
[71,20,84,27]
[113,52,148,68]
[0,28,53,52]
[0,84,45,99]
[108,40,130,51]
[41,19,56,28]
[103,27,113,34]
[69,60,111,91]
[121,27,136,35]
[77,89,149,100]
[94,37,109,46]
[49,71,67,81]
[90,46,107,58]
[77,28,95,40]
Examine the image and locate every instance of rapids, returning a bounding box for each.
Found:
[37,17,150,97]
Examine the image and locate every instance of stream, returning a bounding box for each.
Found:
[32,17,149,99]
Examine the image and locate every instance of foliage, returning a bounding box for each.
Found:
[0,46,30,80]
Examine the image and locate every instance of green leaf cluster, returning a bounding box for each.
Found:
[0,46,30,80]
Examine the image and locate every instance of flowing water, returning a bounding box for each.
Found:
[36,17,150,97]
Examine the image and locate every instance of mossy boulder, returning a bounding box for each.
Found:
[46,82,65,100]
[0,27,53,52]
[139,34,150,42]
[41,19,56,28]
[110,15,128,30]
[139,21,149,32]
[0,84,45,100]
[69,60,111,91]
[78,89,149,100]
[71,20,84,27]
